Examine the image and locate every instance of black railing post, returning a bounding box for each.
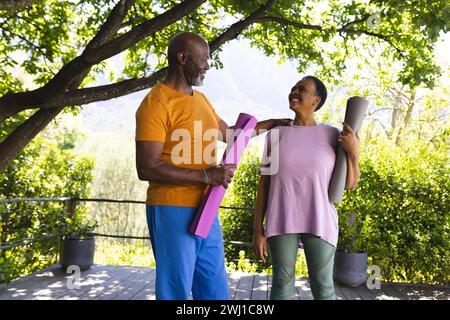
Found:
[60,198,78,262]
[64,198,77,222]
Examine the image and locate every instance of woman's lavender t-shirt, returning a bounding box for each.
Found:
[261,123,340,247]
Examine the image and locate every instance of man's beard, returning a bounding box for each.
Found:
[192,74,203,86]
[185,58,204,86]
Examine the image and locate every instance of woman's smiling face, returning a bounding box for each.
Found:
[288,79,321,113]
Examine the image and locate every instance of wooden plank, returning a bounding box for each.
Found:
[367,287,386,300]
[251,274,268,300]
[3,265,449,301]
[333,282,347,300]
[0,265,103,300]
[228,272,240,300]
[376,282,402,300]
[53,265,133,300]
[111,268,154,300]
[392,283,450,300]
[0,265,69,299]
[76,266,139,300]
[296,278,313,300]
[36,265,117,300]
[97,267,149,300]
[0,264,61,290]
[339,285,363,300]
[390,283,420,300]
[370,282,399,300]
[233,274,254,300]
[80,266,140,300]
[354,284,377,300]
[115,268,154,300]
[130,270,156,300]
[58,265,138,300]
[54,265,123,299]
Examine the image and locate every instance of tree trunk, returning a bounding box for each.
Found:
[395,90,416,146]
[0,107,64,172]
[388,90,404,141]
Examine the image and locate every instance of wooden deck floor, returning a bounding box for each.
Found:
[0,265,448,300]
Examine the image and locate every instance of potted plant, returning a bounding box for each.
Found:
[59,212,98,271]
[333,210,368,287]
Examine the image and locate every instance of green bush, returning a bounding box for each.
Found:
[221,133,448,284]
[220,148,261,266]
[94,238,155,267]
[337,136,449,284]
[0,131,94,283]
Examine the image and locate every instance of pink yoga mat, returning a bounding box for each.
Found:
[189,113,258,238]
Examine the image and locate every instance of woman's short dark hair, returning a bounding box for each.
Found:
[303,75,327,111]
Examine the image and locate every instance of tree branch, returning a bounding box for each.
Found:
[36,68,168,109]
[0,62,93,173]
[255,16,323,31]
[0,0,136,122]
[23,0,278,111]
[85,0,137,50]
[256,15,405,57]
[0,0,273,119]
[0,0,206,120]
[0,0,275,172]
[210,0,276,52]
[0,0,41,11]
[44,0,137,91]
[341,14,371,29]
[0,0,138,170]
[342,28,404,57]
[0,25,48,58]
[45,0,206,93]
[0,107,63,172]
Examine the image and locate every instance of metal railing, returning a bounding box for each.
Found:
[0,197,254,251]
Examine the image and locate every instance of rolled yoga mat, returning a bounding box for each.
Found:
[189,113,258,238]
[328,96,369,204]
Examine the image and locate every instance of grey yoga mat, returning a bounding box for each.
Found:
[328,96,369,204]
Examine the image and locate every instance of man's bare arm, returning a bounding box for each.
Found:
[136,141,204,184]
[136,141,235,187]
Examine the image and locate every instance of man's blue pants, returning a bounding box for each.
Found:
[146,205,229,300]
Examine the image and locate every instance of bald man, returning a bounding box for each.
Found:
[135,32,289,300]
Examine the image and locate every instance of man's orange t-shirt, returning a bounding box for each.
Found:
[135,83,221,207]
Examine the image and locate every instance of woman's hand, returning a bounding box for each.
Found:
[252,232,269,263]
[338,122,360,156]
[339,122,361,189]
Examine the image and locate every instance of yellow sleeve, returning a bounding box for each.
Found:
[211,104,221,123]
[135,95,169,142]
[199,92,221,123]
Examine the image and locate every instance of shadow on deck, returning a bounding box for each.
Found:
[0,265,448,300]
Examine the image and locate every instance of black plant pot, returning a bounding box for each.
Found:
[59,238,95,271]
[333,250,368,287]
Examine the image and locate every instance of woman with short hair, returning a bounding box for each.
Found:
[252,76,361,300]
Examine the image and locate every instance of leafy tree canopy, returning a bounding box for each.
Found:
[0,0,448,172]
